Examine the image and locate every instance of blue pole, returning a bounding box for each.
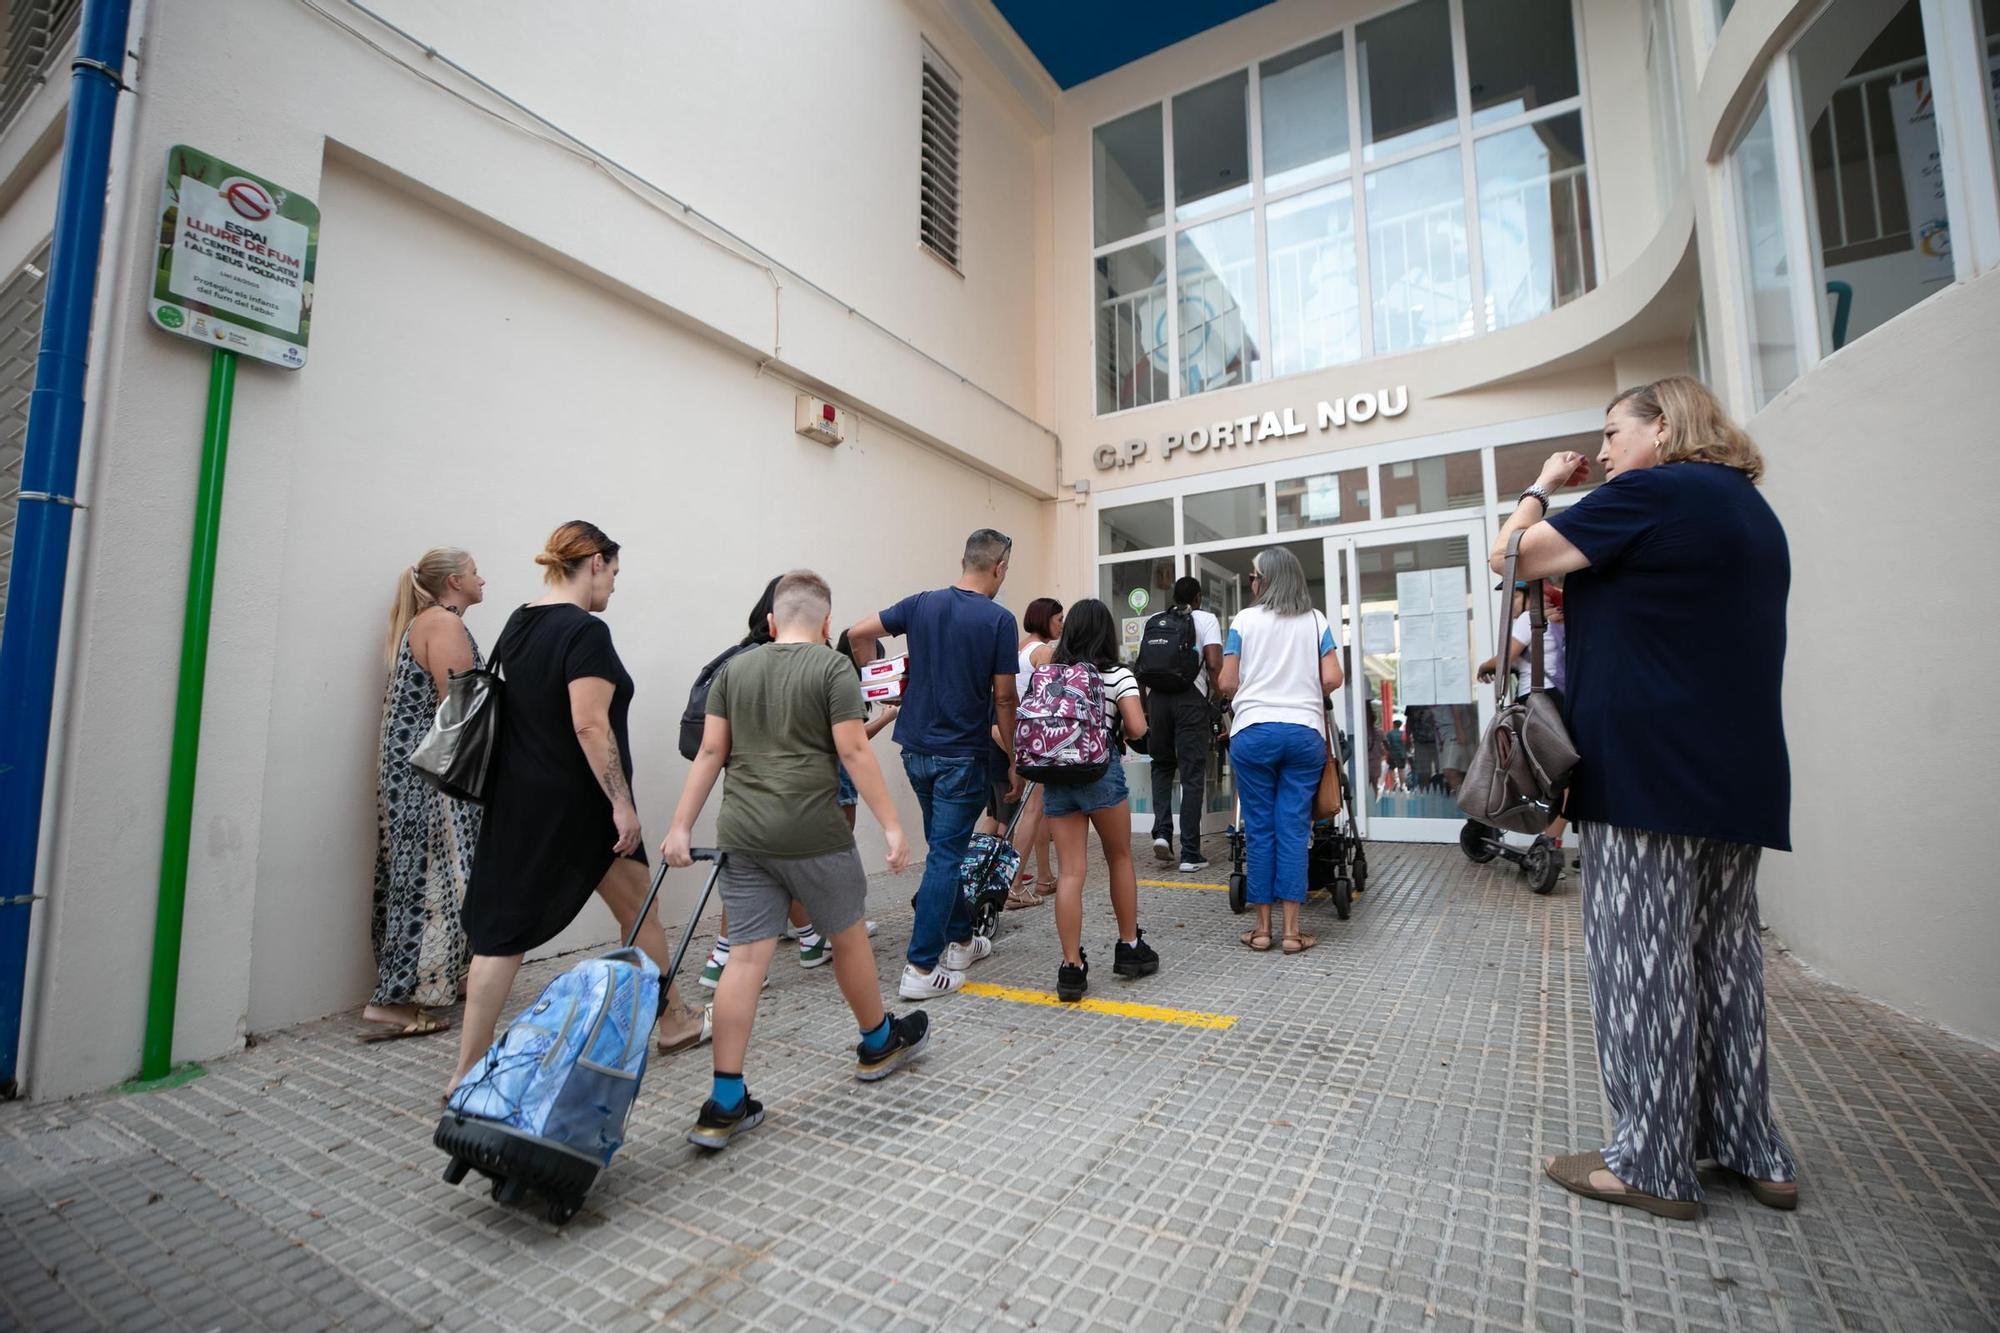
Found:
[0,0,135,1097]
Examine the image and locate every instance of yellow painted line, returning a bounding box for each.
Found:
[1135,878,1226,892]
[960,981,1237,1030]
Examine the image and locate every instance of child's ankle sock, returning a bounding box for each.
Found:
[859,1015,893,1054]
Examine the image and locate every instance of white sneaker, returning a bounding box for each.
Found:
[899,964,966,1000]
[1152,837,1173,863]
[942,937,992,971]
[1178,857,1211,873]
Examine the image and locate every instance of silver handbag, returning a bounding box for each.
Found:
[409,654,505,805]
[1457,532,1578,834]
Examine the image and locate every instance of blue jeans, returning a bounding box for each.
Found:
[902,751,985,969]
[1231,722,1323,905]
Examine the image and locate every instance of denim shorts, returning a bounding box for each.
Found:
[1041,762,1129,818]
[836,763,858,808]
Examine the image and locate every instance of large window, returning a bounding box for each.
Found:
[1731,97,1803,409]
[1092,0,1598,416]
[1797,2,1951,349]
[1721,0,2000,410]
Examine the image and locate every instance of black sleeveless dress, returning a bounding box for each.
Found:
[461,603,643,956]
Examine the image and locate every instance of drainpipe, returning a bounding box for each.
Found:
[0,0,135,1098]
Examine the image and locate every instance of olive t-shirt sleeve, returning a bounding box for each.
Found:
[562,616,621,684]
[824,655,865,726]
[705,659,731,719]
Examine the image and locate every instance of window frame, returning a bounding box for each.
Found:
[1720,0,2000,412]
[1087,0,1603,419]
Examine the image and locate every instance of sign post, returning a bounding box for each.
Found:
[134,148,316,1085]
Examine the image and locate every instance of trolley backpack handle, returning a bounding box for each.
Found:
[629,848,728,1016]
[970,781,1039,886]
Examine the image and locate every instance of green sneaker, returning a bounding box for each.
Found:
[798,936,831,969]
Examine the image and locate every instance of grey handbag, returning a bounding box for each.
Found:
[1456,532,1578,834]
[409,646,505,805]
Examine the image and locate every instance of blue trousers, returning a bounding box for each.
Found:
[1231,722,1323,905]
[901,751,983,969]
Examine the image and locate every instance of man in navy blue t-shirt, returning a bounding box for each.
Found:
[847,530,1020,999]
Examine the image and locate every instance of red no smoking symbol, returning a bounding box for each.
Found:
[220,178,273,221]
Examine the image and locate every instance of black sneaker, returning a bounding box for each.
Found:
[1113,930,1160,978]
[686,1095,765,1151]
[1056,948,1089,1003]
[856,1011,931,1082]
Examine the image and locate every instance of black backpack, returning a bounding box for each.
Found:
[679,643,755,759]
[1134,607,1201,694]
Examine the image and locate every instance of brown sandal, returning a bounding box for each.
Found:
[1239,930,1273,951]
[1280,933,1318,955]
[1543,1151,1698,1221]
[1004,883,1043,910]
[358,1009,451,1043]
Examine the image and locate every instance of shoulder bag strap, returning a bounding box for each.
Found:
[1494,533,1524,708]
[1526,578,1547,693]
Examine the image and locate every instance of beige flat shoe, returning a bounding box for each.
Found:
[1544,1151,1698,1221]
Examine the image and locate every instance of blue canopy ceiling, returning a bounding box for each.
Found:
[991,1,1279,90]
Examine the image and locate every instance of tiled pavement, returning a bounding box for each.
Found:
[2,842,1996,1331]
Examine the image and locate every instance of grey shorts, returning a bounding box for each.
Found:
[718,846,868,944]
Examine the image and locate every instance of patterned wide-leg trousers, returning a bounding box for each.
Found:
[1575,821,1797,1201]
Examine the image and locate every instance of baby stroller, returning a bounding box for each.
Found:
[1226,740,1367,921]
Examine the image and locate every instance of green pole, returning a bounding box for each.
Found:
[139,347,236,1082]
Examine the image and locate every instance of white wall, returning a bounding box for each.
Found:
[1754,270,2000,1046]
[8,0,1056,1096]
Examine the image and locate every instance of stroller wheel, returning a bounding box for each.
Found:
[1458,820,1500,864]
[1227,872,1247,915]
[1332,876,1352,921]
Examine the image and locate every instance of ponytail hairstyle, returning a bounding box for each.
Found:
[1607,375,1767,484]
[533,520,620,585]
[384,547,471,667]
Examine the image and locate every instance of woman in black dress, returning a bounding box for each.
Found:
[447,520,709,1095]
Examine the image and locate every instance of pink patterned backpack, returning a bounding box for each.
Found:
[1014,662,1112,786]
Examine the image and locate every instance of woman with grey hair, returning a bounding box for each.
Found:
[1217,547,1342,954]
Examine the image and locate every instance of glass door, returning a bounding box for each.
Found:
[1327,517,1494,842]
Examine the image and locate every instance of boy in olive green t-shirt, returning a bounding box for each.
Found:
[662,570,928,1149]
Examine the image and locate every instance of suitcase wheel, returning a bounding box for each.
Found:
[546,1198,580,1226]
[442,1157,470,1186]
[492,1176,527,1205]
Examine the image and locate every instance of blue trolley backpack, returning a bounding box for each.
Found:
[434,849,726,1225]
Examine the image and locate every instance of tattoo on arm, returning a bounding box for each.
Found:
[601,735,632,804]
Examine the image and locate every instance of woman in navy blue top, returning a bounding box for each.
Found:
[1495,377,1798,1221]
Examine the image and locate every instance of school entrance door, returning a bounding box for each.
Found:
[1326,516,1496,843]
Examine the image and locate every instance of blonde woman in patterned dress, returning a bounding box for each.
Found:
[364,548,485,1040]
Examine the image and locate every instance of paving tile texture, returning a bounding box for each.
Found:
[1,842,1995,1331]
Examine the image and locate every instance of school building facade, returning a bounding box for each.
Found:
[0,0,1993,1097]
